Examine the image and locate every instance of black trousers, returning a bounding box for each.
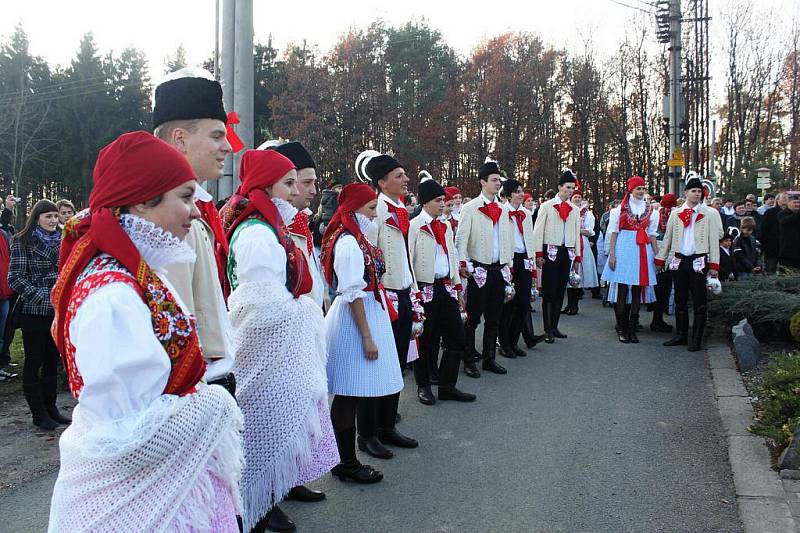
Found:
[20,314,59,386]
[653,270,673,317]
[415,279,465,388]
[358,287,412,437]
[540,246,571,306]
[500,253,532,347]
[672,254,707,314]
[465,264,505,330]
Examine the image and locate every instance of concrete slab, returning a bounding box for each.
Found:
[718,395,756,437]
[714,367,749,397]
[709,344,738,370]
[729,436,786,498]
[737,497,796,533]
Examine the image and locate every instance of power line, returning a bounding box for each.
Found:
[607,0,655,14]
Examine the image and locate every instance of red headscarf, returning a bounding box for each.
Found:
[52,131,197,357]
[621,175,646,209]
[660,193,677,209]
[221,149,296,240]
[320,183,377,286]
[445,186,461,199]
[219,149,314,298]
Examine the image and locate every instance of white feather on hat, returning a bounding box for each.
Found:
[419,170,433,182]
[256,139,286,150]
[355,149,381,183]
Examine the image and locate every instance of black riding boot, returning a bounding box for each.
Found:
[688,308,707,352]
[663,310,689,346]
[481,326,507,374]
[615,312,630,343]
[41,376,71,425]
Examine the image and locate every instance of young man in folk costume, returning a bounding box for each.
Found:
[532,171,583,344]
[650,192,678,332]
[408,175,477,405]
[561,184,599,316]
[262,140,326,311]
[656,175,724,351]
[354,150,420,460]
[498,179,545,358]
[600,176,659,343]
[153,68,238,395]
[220,150,338,532]
[455,158,514,378]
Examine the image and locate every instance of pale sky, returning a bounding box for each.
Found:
[1,0,797,92]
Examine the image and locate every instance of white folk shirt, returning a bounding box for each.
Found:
[379,192,414,290]
[681,205,701,256]
[509,206,527,253]
[481,193,502,263]
[607,196,659,237]
[419,210,451,279]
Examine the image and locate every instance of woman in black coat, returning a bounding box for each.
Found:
[8,199,70,430]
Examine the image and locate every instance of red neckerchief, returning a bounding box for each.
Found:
[196,199,229,290]
[385,200,410,236]
[554,200,572,222]
[289,211,314,257]
[479,200,502,225]
[429,218,449,254]
[678,207,704,227]
[508,209,526,234]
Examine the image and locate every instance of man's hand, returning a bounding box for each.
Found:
[536,257,544,268]
[608,255,616,271]
[708,268,719,279]
[363,335,378,360]
[580,229,591,236]
[656,264,665,274]
[459,266,469,279]
[4,195,16,210]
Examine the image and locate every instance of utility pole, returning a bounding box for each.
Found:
[656,0,685,194]
[218,0,253,201]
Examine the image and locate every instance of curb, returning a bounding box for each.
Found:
[707,342,798,532]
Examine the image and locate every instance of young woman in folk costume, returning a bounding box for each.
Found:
[219,149,338,533]
[561,185,599,315]
[320,182,405,484]
[601,176,659,344]
[48,132,244,532]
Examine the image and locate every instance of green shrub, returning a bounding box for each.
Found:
[750,351,800,449]
[709,274,800,337]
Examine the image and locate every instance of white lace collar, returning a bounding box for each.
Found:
[355,212,378,245]
[119,214,196,269]
[272,197,298,225]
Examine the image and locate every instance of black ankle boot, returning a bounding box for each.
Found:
[23,383,58,430]
[464,327,480,362]
[41,376,71,425]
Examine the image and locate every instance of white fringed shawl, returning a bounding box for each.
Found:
[228,277,333,531]
[48,384,243,532]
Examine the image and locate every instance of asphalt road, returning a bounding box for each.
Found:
[0,297,741,532]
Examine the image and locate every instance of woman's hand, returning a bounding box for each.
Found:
[363,335,378,360]
[608,254,616,271]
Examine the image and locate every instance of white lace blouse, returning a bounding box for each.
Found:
[69,215,196,422]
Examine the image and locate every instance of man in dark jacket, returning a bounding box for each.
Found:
[778,192,800,269]
[759,192,787,273]
[732,217,761,279]
[312,180,345,247]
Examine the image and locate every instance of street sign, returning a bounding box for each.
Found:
[756,178,772,189]
[667,149,685,168]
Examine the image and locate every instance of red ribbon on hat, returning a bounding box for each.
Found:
[226,112,245,153]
